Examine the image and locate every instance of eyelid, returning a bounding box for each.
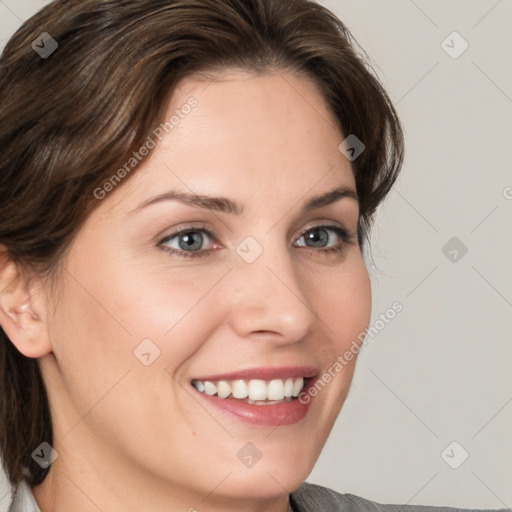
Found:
[294,219,347,238]
[158,223,218,248]
[294,223,355,248]
[157,220,351,244]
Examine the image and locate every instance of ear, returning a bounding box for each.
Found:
[0,248,52,358]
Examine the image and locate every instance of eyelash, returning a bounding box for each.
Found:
[158,223,356,259]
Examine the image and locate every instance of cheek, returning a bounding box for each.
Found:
[307,255,372,353]
[56,256,230,379]
[300,254,371,421]
[46,259,228,452]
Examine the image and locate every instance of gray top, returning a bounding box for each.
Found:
[290,482,511,512]
[7,478,512,512]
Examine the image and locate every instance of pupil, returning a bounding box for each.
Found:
[180,232,202,251]
[307,229,327,247]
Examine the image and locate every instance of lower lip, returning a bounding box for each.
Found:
[192,378,317,426]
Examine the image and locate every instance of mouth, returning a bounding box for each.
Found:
[190,367,318,426]
[191,377,308,404]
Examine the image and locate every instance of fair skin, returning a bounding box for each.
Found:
[0,68,371,512]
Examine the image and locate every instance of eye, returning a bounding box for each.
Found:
[158,223,356,259]
[293,225,354,253]
[159,225,217,259]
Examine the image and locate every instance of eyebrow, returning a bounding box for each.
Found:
[128,184,358,216]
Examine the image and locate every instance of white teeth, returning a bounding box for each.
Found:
[232,380,248,399]
[193,380,205,393]
[248,379,267,400]
[292,377,304,397]
[284,378,294,398]
[203,381,216,396]
[268,379,285,400]
[191,377,307,402]
[216,380,231,399]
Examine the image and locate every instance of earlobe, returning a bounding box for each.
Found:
[0,253,52,359]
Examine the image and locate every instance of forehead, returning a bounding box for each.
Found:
[101,68,355,216]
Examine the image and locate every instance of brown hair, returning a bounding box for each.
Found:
[0,0,403,491]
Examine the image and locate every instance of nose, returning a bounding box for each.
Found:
[225,237,319,345]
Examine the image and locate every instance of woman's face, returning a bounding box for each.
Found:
[37,69,371,508]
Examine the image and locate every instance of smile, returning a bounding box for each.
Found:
[191,377,307,403]
[189,367,319,426]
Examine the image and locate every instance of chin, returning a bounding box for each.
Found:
[219,464,311,501]
[219,438,318,499]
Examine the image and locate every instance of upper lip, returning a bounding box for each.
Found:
[192,366,319,382]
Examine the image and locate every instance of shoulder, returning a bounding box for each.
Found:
[289,481,512,512]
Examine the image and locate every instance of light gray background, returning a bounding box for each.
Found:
[0,0,511,509]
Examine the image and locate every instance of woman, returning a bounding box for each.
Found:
[0,1,508,511]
